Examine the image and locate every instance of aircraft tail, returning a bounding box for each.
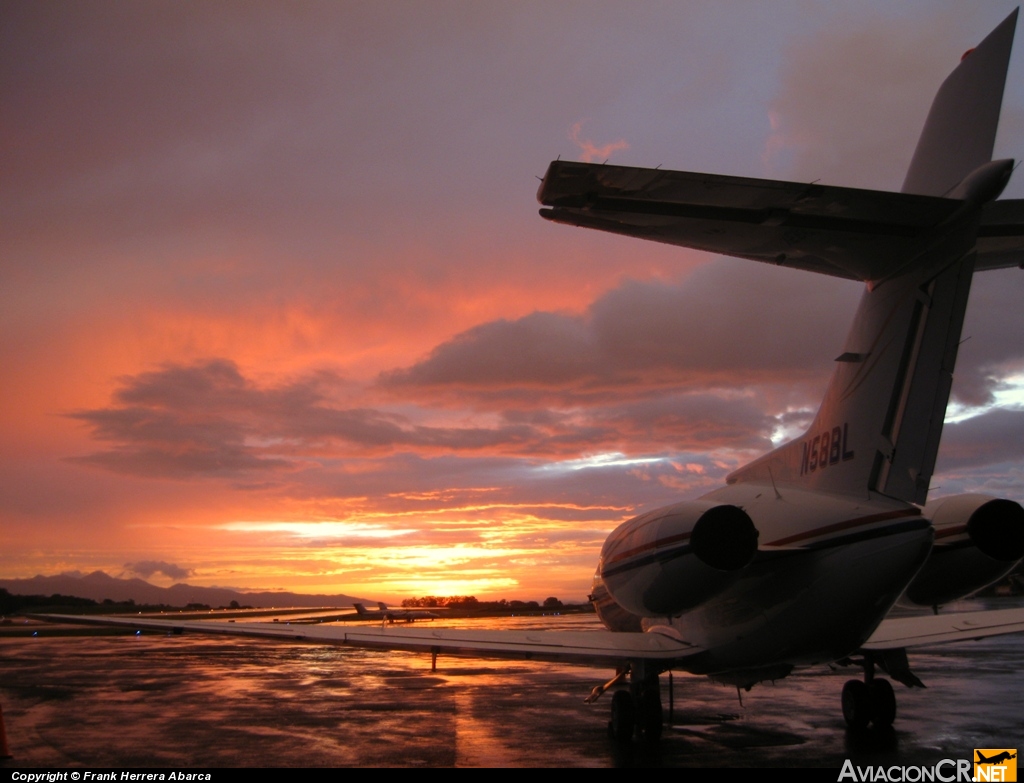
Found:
[901,10,1016,197]
[729,12,1017,504]
[376,602,389,611]
[353,603,368,615]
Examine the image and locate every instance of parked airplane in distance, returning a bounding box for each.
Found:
[41,9,1024,743]
[352,602,440,623]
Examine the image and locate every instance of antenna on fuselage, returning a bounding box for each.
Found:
[768,467,783,500]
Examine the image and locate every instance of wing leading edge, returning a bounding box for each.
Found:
[863,606,1024,650]
[34,614,700,667]
[538,160,1024,281]
[38,606,1024,666]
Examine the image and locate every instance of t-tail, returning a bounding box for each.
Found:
[729,10,1018,504]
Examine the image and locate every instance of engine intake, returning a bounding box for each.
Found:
[966,498,1024,562]
[903,494,1024,607]
[599,501,758,617]
[691,504,759,571]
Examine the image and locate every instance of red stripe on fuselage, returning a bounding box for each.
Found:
[765,507,921,546]
[604,530,691,566]
[933,524,968,541]
[604,506,923,567]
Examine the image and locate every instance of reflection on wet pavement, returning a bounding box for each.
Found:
[1,612,1023,767]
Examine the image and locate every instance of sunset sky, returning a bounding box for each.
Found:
[4,1,1024,603]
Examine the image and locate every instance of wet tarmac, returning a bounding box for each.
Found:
[1,611,1022,767]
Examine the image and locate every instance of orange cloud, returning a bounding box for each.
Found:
[568,121,629,163]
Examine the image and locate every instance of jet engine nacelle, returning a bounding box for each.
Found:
[903,493,1024,607]
[599,500,759,617]
[946,158,1014,205]
[589,572,643,633]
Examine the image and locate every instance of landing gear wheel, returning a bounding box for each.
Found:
[637,687,663,741]
[869,678,896,728]
[609,689,635,742]
[842,679,870,730]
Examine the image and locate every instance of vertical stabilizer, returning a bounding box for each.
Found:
[730,13,1017,504]
[902,10,1017,197]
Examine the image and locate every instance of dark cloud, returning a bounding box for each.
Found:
[594,394,776,452]
[124,560,193,581]
[927,460,1024,500]
[68,361,292,478]
[949,269,1024,407]
[765,11,964,190]
[382,312,600,388]
[383,261,859,398]
[69,355,779,481]
[68,360,543,477]
[933,408,1024,472]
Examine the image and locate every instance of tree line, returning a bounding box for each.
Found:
[401,595,566,609]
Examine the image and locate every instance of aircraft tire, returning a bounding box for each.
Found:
[869,678,896,728]
[842,679,870,730]
[609,689,635,742]
[637,687,663,742]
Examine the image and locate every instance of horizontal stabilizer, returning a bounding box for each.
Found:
[539,162,1024,279]
[539,161,962,281]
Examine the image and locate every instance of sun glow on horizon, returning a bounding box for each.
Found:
[186,514,607,600]
[220,520,418,539]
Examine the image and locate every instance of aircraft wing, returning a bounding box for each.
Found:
[538,161,1024,280]
[861,606,1024,650]
[34,614,701,667]
[35,606,1024,664]
[312,625,698,666]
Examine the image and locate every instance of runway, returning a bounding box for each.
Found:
[1,611,1022,767]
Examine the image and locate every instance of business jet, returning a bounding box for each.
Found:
[41,10,1024,743]
[352,602,440,623]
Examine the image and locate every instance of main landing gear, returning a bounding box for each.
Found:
[592,662,664,742]
[841,656,896,730]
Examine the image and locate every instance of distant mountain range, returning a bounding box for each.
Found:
[0,570,372,609]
